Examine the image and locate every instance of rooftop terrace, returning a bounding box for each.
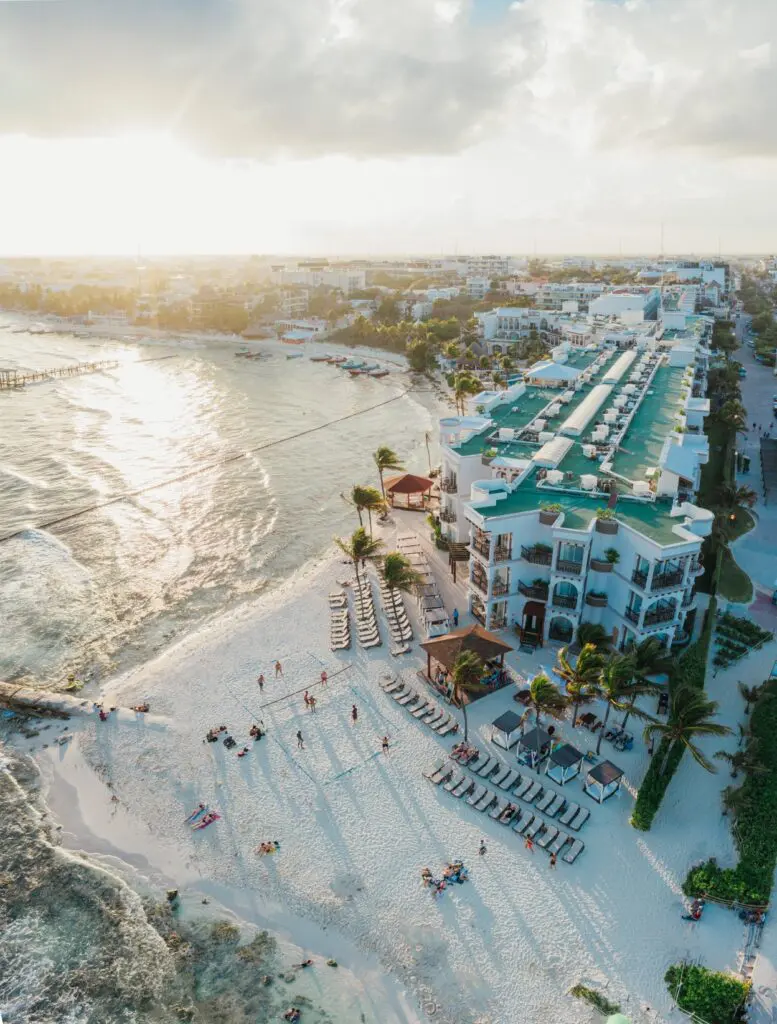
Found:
[610,365,687,482]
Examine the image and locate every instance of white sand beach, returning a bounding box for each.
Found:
[14,519,774,1024]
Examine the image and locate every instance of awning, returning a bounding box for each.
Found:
[550,743,583,768]
[420,624,513,673]
[492,711,523,734]
[588,760,623,785]
[385,473,434,495]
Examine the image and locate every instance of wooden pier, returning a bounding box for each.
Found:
[0,359,120,389]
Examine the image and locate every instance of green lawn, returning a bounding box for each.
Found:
[719,549,753,603]
[727,506,755,543]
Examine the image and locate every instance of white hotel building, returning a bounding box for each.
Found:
[438,321,713,653]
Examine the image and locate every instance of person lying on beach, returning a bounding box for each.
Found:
[284,1009,301,1023]
[292,959,313,969]
[256,841,280,855]
[133,702,150,713]
[237,746,250,758]
[249,724,264,740]
[499,803,517,822]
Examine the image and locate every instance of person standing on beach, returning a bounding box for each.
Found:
[320,670,328,686]
[296,730,304,749]
[549,852,557,869]
[381,735,390,754]
[478,840,487,856]
[525,837,534,854]
[303,690,310,708]
[351,704,358,724]
[275,660,283,677]
[309,695,317,712]
[257,674,265,692]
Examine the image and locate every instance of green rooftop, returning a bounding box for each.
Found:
[610,365,687,482]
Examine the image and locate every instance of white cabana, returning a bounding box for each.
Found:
[545,743,584,785]
[491,710,525,750]
[516,726,552,769]
[424,608,450,638]
[584,760,624,802]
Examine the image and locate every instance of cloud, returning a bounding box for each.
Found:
[0,0,537,158]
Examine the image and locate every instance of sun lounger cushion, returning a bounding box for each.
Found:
[559,802,580,826]
[476,756,498,778]
[437,718,459,737]
[536,826,558,849]
[513,777,532,799]
[489,797,508,820]
[548,831,570,856]
[444,771,464,792]
[563,839,585,863]
[410,702,430,717]
[535,789,554,813]
[474,790,497,812]
[547,794,565,818]
[425,710,446,728]
[490,766,511,788]
[451,777,474,799]
[524,816,543,839]
[499,770,520,791]
[524,781,542,803]
[569,807,590,831]
[397,690,417,705]
[466,784,486,806]
[513,811,534,834]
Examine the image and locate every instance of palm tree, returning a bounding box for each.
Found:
[715,742,767,779]
[334,527,383,619]
[361,486,386,536]
[341,484,383,531]
[575,622,612,653]
[620,637,671,728]
[554,643,604,726]
[453,372,480,414]
[526,673,569,726]
[452,650,483,741]
[373,446,404,500]
[380,552,423,624]
[717,483,758,509]
[739,682,762,714]
[592,653,638,755]
[423,430,433,475]
[718,400,747,433]
[643,686,732,777]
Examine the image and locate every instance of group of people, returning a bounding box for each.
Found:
[682,898,705,922]
[421,860,469,895]
[451,741,479,764]
[255,840,280,855]
[205,721,265,756]
[256,660,285,692]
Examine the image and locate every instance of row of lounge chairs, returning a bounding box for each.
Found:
[353,579,382,650]
[425,760,585,863]
[329,591,350,651]
[380,676,458,736]
[376,576,413,655]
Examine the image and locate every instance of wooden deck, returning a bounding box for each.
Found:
[0,360,120,389]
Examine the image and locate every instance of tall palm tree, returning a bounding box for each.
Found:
[739,682,762,715]
[361,486,386,536]
[717,483,758,509]
[423,430,433,475]
[380,552,423,624]
[453,372,480,415]
[341,484,383,530]
[715,742,767,779]
[575,622,612,653]
[592,653,638,755]
[620,637,671,728]
[452,650,483,741]
[554,643,604,727]
[373,446,404,500]
[643,686,732,777]
[334,527,383,619]
[526,673,569,727]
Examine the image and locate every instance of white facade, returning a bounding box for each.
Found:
[589,289,660,321]
[538,283,605,310]
[273,268,367,295]
[467,277,492,299]
[466,255,511,278]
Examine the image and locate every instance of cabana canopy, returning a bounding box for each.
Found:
[385,473,434,509]
[491,710,524,750]
[517,726,551,767]
[584,760,624,803]
[420,624,513,676]
[546,742,584,785]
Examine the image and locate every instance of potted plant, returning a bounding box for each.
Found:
[585,590,608,607]
[539,502,563,525]
[595,507,619,534]
[482,446,498,466]
[604,547,620,564]
[535,542,553,554]
[590,554,613,573]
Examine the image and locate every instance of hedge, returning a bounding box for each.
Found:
[684,678,777,905]
[665,963,750,1023]
[631,601,716,831]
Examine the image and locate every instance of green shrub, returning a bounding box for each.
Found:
[684,679,777,904]
[568,984,620,1015]
[665,963,750,1023]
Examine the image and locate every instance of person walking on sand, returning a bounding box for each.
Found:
[549,852,557,869]
[257,674,265,692]
[381,735,390,754]
[525,837,534,853]
[320,670,328,686]
[303,690,311,708]
[478,840,487,856]
[351,704,358,724]
[275,660,283,677]
[309,695,317,712]
[296,730,304,749]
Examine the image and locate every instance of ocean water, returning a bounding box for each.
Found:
[0,318,438,688]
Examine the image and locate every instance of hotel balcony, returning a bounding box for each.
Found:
[585,592,608,608]
[552,594,578,610]
[471,572,489,597]
[471,535,492,559]
[440,478,458,494]
[492,579,510,597]
[518,581,548,600]
[555,559,583,576]
[494,545,512,563]
[440,508,457,524]
[644,605,677,627]
[521,545,552,567]
[682,590,696,608]
[650,570,685,593]
[472,603,487,627]
[689,559,704,577]
[625,607,641,625]
[631,569,648,588]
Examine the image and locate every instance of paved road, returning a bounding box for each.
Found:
[729,313,777,596]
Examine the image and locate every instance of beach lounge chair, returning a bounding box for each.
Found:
[451,777,474,799]
[489,797,508,820]
[382,677,403,692]
[410,701,431,718]
[499,770,520,791]
[535,789,555,814]
[468,753,489,774]
[360,636,382,649]
[524,781,543,804]
[536,826,559,850]
[397,689,418,705]
[547,794,566,818]
[513,811,534,835]
[390,686,411,702]
[444,771,465,793]
[466,784,487,806]
[437,717,459,737]
[390,644,411,657]
[559,802,580,827]
[569,807,590,831]
[476,756,499,778]
[563,839,585,864]
[497,804,519,826]
[330,640,350,651]
[513,777,533,800]
[423,761,445,780]
[491,765,512,788]
[424,709,446,729]
[524,816,544,840]
[548,831,570,857]
[426,763,453,785]
[405,696,425,714]
[474,789,497,813]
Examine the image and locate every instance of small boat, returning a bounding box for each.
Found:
[341,360,365,370]
[310,353,332,362]
[328,355,347,364]
[369,368,390,377]
[348,368,366,376]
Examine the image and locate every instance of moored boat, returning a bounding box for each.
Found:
[327,355,347,364]
[341,360,365,370]
[369,368,390,377]
[309,353,332,362]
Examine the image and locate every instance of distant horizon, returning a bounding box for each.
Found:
[0,250,768,262]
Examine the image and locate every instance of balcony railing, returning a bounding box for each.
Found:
[585,592,608,607]
[494,546,512,563]
[440,509,457,523]
[650,570,685,592]
[491,617,507,630]
[471,536,491,558]
[492,580,510,596]
[472,604,487,627]
[521,545,552,566]
[625,607,641,625]
[556,559,583,576]
[471,573,489,596]
[518,581,548,600]
[631,569,648,588]
[682,590,695,607]
[644,605,677,627]
[440,478,458,493]
[552,594,577,610]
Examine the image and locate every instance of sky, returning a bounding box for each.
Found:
[0,0,775,256]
